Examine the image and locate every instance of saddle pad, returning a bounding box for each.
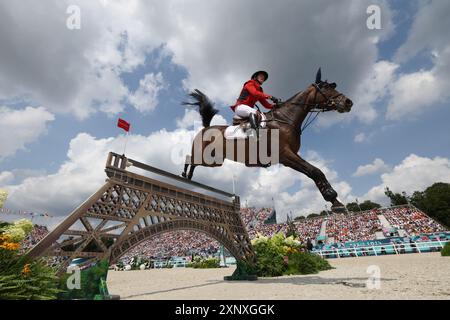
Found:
[225,113,267,140]
[224,125,251,140]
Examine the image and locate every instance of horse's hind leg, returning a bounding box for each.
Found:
[181,155,192,178]
[187,164,197,180]
[181,163,189,178]
[281,151,346,213]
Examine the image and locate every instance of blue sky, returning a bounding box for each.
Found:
[1,0,450,223]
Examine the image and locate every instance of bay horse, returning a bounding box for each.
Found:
[181,69,353,213]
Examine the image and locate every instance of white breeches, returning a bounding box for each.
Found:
[234,104,257,118]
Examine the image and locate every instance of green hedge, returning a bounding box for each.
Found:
[441,242,450,257]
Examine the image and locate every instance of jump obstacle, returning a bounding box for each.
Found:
[26,152,257,280]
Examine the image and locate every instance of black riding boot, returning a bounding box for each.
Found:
[249,113,259,138]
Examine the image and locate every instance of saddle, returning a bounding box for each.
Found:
[226,112,271,167]
[232,112,263,127]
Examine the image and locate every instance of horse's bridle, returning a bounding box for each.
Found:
[260,82,345,134]
[309,83,346,112]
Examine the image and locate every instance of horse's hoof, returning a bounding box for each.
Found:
[331,204,347,214]
[181,172,187,178]
[331,199,347,213]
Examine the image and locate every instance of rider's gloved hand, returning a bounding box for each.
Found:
[270,96,282,105]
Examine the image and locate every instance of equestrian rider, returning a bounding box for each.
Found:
[231,71,280,131]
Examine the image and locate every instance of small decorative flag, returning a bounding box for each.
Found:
[117,118,130,132]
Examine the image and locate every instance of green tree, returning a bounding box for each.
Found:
[346,202,360,212]
[410,182,450,228]
[307,213,319,219]
[319,210,328,216]
[359,200,381,211]
[384,187,409,206]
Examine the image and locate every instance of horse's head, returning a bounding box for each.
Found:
[311,68,353,113]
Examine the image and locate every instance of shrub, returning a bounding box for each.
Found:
[2,226,26,243]
[0,220,62,300]
[286,252,332,275]
[0,258,61,300]
[58,260,110,300]
[12,219,33,234]
[0,219,33,243]
[441,242,450,257]
[252,239,285,277]
[251,232,332,277]
[187,257,220,269]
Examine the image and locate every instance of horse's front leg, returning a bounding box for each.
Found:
[281,151,346,213]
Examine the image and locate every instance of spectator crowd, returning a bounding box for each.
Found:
[326,211,382,243]
[382,206,446,236]
[20,224,49,253]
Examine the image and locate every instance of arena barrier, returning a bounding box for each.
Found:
[313,240,449,259]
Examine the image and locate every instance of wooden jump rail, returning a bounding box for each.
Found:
[106,152,235,198]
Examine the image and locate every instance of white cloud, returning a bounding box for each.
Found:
[353,158,390,177]
[317,60,398,128]
[176,109,201,129]
[394,1,450,64]
[0,0,394,124]
[176,109,227,129]
[386,68,444,120]
[0,171,14,185]
[210,115,228,126]
[364,154,450,204]
[128,73,165,113]
[165,0,394,108]
[352,61,398,123]
[0,0,165,119]
[386,1,450,120]
[354,133,366,143]
[0,106,55,159]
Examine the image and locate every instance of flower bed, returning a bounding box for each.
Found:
[251,233,332,277]
[0,219,61,300]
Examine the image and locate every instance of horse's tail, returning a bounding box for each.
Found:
[182,89,219,127]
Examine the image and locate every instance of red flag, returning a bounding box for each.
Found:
[117,118,130,132]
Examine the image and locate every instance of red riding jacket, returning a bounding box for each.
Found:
[231,79,274,111]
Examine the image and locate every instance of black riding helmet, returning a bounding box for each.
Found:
[251,70,268,82]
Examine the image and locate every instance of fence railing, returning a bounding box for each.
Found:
[313,240,449,259]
